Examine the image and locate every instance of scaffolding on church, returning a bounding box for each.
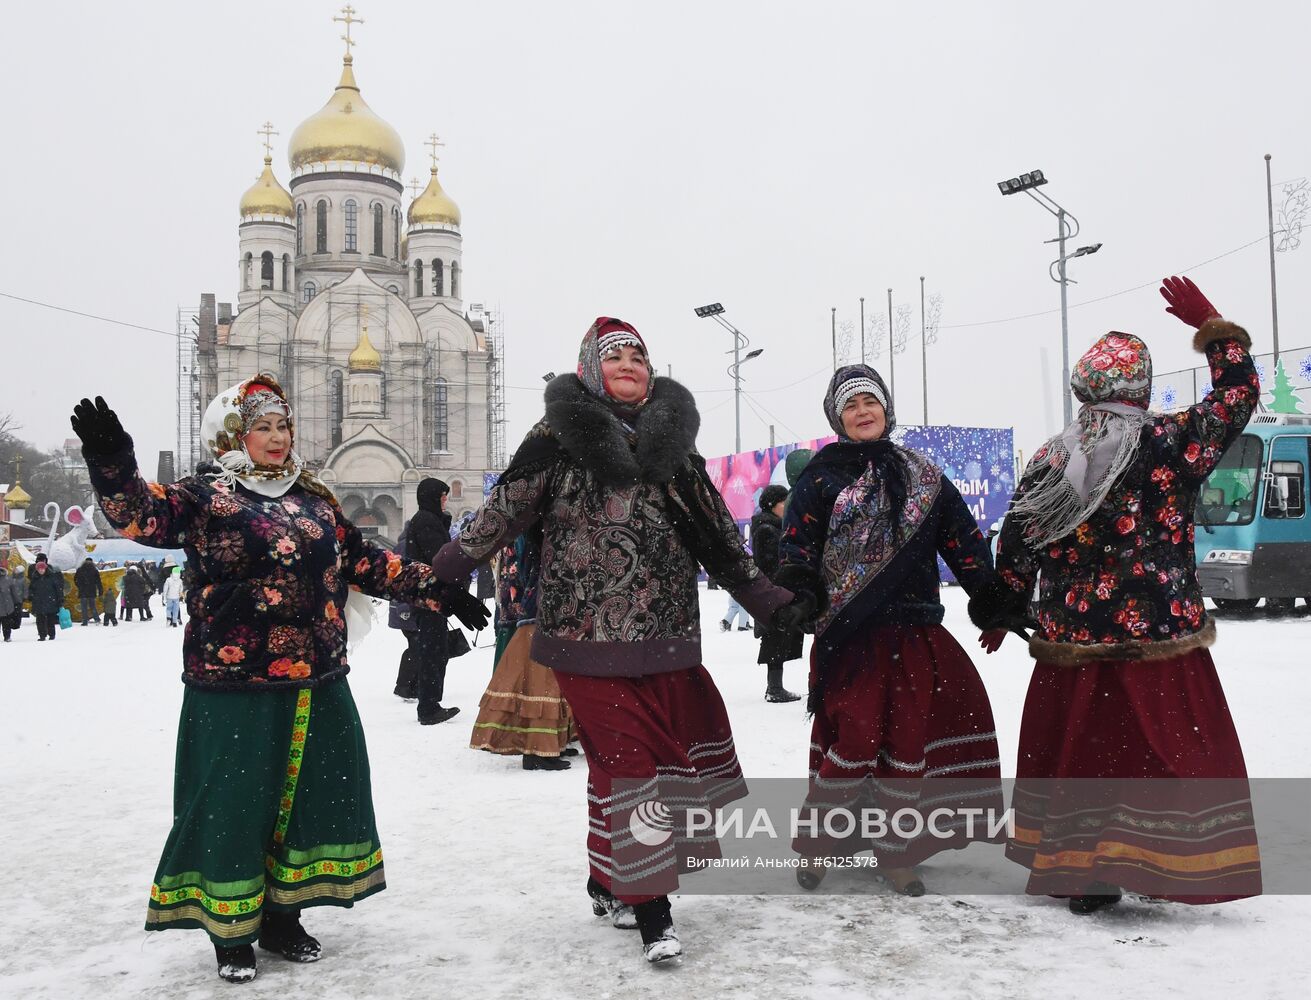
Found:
[485,305,508,470]
[175,306,202,477]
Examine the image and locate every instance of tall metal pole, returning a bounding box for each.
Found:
[920,276,928,426]
[1057,209,1072,426]
[831,307,837,371]
[859,297,866,365]
[1266,153,1281,362]
[886,288,895,406]
[733,328,742,454]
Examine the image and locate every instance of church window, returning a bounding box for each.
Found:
[414,260,424,297]
[432,377,449,452]
[295,203,304,255]
[260,251,275,289]
[344,200,358,252]
[450,261,460,299]
[329,369,343,448]
[392,208,400,258]
[242,252,253,291]
[387,284,400,295]
[372,203,384,256]
[303,281,317,303]
[449,479,463,500]
[432,259,444,297]
[315,200,328,253]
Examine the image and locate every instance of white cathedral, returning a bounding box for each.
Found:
[194,12,501,543]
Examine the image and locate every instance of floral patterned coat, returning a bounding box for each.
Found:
[86,445,448,691]
[996,319,1259,664]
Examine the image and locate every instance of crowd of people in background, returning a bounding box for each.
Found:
[0,554,185,639]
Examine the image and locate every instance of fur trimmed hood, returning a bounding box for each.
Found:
[543,374,700,487]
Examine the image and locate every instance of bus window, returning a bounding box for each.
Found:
[1197,434,1262,526]
[1264,460,1305,519]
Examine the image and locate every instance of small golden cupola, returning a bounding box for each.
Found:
[349,326,383,372]
[239,151,294,220]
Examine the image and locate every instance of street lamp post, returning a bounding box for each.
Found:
[998,169,1101,426]
[695,303,763,453]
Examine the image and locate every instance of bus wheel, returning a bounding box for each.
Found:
[1214,598,1259,612]
[1265,598,1296,615]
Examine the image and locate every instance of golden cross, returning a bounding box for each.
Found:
[257,121,278,159]
[11,454,21,485]
[334,4,364,55]
[425,133,444,169]
[408,177,423,198]
[361,302,370,332]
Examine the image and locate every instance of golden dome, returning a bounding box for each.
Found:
[349,327,383,372]
[288,56,405,174]
[239,156,294,219]
[408,166,461,227]
[3,481,32,508]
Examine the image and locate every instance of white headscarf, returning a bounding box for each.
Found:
[200,374,307,499]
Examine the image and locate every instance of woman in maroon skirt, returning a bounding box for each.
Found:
[777,365,1011,895]
[431,318,804,963]
[994,276,1263,913]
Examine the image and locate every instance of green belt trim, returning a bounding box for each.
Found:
[149,880,265,917]
[152,870,265,897]
[266,846,383,886]
[266,867,386,906]
[281,839,378,866]
[273,688,312,847]
[471,721,570,736]
[146,905,263,940]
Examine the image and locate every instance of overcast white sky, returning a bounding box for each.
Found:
[3,0,1309,469]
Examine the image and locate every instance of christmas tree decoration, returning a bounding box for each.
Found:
[1265,357,1306,414]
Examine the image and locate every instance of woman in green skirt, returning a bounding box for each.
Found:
[71,377,488,983]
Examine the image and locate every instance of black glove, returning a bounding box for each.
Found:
[442,584,491,632]
[772,591,817,631]
[70,396,129,455]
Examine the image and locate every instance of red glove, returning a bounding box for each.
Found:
[978,629,1008,654]
[1159,275,1220,329]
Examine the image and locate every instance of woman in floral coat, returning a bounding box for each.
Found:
[994,276,1263,912]
[71,377,486,983]
[431,318,805,963]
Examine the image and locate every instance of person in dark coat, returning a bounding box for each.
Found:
[122,564,150,621]
[750,484,802,702]
[74,557,102,625]
[27,554,66,641]
[991,276,1263,913]
[388,519,421,700]
[0,565,27,641]
[431,317,805,963]
[406,477,458,725]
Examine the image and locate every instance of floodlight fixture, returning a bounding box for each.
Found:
[694,303,725,318]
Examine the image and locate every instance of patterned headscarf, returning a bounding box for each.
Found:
[1011,332,1153,547]
[576,316,654,407]
[824,365,895,440]
[200,373,330,500]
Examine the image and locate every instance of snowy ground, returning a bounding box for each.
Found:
[2,587,1309,1000]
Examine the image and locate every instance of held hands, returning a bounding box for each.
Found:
[442,584,491,632]
[70,396,129,455]
[772,591,817,631]
[1160,275,1221,330]
[977,615,1037,655]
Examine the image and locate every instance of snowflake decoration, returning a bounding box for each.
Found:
[1299,354,1311,383]
[990,464,1001,477]
[1161,386,1177,409]
[1199,382,1213,398]
[1255,361,1268,386]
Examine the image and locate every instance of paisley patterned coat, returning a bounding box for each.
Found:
[86,444,448,691]
[434,375,791,677]
[995,319,1259,664]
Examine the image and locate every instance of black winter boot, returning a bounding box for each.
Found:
[765,665,801,703]
[634,896,681,963]
[523,753,571,770]
[258,909,322,962]
[1069,883,1122,915]
[587,876,637,929]
[214,943,257,983]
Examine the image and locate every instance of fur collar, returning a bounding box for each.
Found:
[544,374,700,487]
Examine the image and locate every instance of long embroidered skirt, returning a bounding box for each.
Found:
[553,665,748,904]
[1006,647,1261,903]
[794,623,1004,866]
[470,624,576,756]
[146,679,385,945]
